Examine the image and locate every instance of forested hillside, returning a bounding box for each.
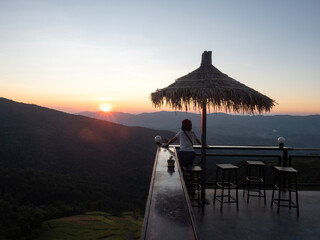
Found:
[0,98,174,174]
[0,97,173,239]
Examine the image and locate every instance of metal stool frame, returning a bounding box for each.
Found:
[271,166,299,216]
[243,160,266,204]
[185,165,205,215]
[213,164,239,212]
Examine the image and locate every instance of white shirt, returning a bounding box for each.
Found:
[175,130,197,151]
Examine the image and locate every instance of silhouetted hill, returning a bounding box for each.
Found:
[0,98,173,174]
[0,97,176,239]
[77,111,320,147]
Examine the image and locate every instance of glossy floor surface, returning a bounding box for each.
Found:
[193,190,320,240]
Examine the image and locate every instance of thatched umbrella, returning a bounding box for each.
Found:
[151,51,275,202]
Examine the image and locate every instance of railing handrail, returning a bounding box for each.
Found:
[171,144,320,152]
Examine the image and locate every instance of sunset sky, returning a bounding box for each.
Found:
[1,0,319,115]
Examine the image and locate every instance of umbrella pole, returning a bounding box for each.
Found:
[201,100,207,208]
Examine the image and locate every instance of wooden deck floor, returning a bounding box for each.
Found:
[192,190,320,240]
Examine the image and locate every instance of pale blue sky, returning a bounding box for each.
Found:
[0,0,319,114]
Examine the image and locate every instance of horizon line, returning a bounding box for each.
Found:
[71,109,320,117]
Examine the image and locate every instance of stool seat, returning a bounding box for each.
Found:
[216,164,239,169]
[274,166,298,173]
[186,165,203,172]
[246,160,265,166]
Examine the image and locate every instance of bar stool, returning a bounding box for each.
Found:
[185,165,204,215]
[213,164,239,211]
[243,160,266,204]
[271,166,299,216]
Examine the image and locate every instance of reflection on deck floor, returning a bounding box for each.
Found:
[193,190,320,240]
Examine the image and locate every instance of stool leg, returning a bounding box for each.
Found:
[213,168,219,204]
[185,172,189,189]
[295,173,299,216]
[262,166,266,204]
[289,173,292,209]
[243,165,249,197]
[277,172,282,215]
[201,171,205,211]
[235,169,239,211]
[221,170,225,212]
[271,170,277,207]
[247,165,251,203]
[197,173,200,204]
[201,173,205,216]
[258,166,262,198]
[228,169,231,203]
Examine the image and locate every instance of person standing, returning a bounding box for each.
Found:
[163,119,201,170]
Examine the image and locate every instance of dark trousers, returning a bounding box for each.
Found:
[178,151,196,170]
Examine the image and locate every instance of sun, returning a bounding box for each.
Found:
[100,103,113,112]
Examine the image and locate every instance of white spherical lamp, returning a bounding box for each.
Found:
[154,135,162,145]
[277,137,286,148]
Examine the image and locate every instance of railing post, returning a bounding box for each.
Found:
[281,148,288,167]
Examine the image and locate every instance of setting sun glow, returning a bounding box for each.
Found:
[0,1,319,115]
[100,103,113,112]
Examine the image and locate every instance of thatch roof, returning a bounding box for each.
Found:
[151,51,275,114]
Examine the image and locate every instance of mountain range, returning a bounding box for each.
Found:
[77,111,320,148]
[0,98,173,175]
[2,96,318,175]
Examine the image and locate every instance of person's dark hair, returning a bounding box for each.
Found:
[181,119,192,131]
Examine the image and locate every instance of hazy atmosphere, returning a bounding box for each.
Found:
[1,0,319,114]
[1,1,320,239]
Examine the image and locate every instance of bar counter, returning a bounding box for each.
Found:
[141,146,199,240]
